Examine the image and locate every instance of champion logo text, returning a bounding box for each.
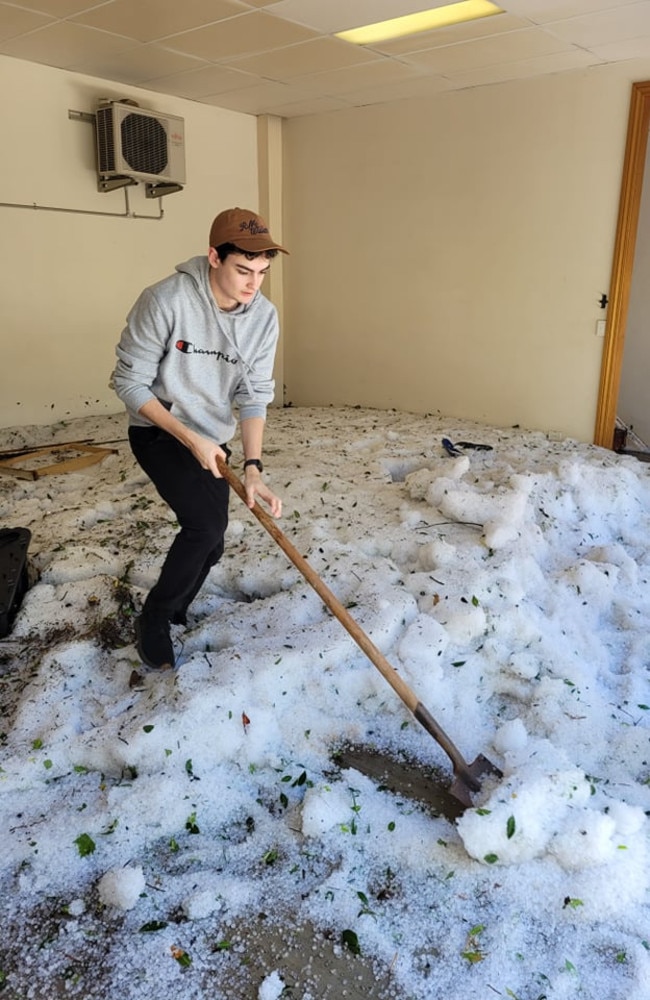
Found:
[175,341,237,363]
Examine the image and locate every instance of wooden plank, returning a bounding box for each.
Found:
[0,443,118,480]
[0,438,93,461]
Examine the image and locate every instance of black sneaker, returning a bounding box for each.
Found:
[135,611,175,670]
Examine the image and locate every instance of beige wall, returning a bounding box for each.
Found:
[282,62,650,442]
[4,52,650,443]
[0,55,260,428]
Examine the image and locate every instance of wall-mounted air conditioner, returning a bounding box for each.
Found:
[95,100,186,197]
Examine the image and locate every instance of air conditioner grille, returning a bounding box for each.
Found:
[96,106,116,173]
[121,113,168,176]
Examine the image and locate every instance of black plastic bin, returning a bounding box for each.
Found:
[0,527,31,638]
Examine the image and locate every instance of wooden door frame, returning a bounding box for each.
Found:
[595,80,650,447]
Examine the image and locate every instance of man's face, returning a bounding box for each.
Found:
[208,249,271,311]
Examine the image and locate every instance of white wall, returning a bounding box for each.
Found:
[618,138,650,446]
[282,62,650,442]
[0,55,259,428]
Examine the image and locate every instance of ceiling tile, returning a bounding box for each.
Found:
[8,0,108,15]
[370,12,532,54]
[499,0,640,23]
[291,57,423,95]
[338,72,453,104]
[68,43,204,83]
[266,94,353,117]
[0,4,53,42]
[262,0,446,33]
[70,0,245,44]
[590,31,650,58]
[228,36,381,79]
[543,2,650,46]
[402,26,574,73]
[444,45,601,87]
[163,10,318,61]
[144,62,261,98]
[0,21,138,67]
[202,79,310,113]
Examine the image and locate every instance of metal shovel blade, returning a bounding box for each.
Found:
[449,754,504,808]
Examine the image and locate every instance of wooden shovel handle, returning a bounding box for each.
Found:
[218,458,476,782]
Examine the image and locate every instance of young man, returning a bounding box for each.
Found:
[112,207,287,669]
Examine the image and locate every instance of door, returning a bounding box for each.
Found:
[594,81,650,448]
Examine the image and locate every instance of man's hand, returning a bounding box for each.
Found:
[243,466,282,518]
[186,433,228,477]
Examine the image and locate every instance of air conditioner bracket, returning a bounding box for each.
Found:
[98,174,138,194]
[146,182,183,199]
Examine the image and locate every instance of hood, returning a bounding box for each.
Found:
[175,255,262,316]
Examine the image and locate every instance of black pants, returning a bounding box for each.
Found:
[129,426,230,620]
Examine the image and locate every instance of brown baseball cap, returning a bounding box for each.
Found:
[209,207,288,254]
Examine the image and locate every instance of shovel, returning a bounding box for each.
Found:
[218,458,501,808]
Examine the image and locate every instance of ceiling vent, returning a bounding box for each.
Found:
[95,101,186,197]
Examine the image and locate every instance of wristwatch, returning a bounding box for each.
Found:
[243,458,263,472]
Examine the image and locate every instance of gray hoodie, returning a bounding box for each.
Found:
[111,255,279,443]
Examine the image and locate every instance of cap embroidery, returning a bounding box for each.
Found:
[239,219,269,236]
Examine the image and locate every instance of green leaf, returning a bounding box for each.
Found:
[387,821,396,831]
[483,853,499,864]
[43,759,53,770]
[341,929,360,955]
[74,833,96,858]
[451,660,466,667]
[565,960,576,973]
[461,951,483,964]
[476,808,491,816]
[139,920,168,933]
[469,924,485,936]
[214,940,231,951]
[638,704,650,710]
[506,815,516,839]
[471,595,480,607]
[185,812,200,834]
[564,897,584,909]
[32,739,43,750]
[357,891,369,906]
[143,725,154,733]
[172,948,192,968]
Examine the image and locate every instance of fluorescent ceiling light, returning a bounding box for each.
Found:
[335,1,503,46]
